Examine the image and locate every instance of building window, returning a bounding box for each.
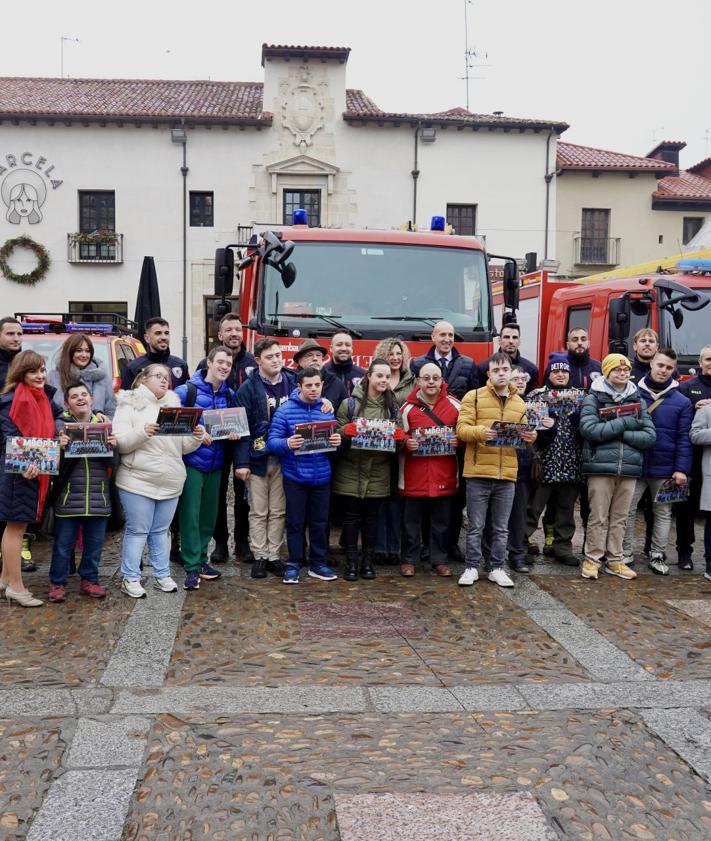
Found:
[190,191,214,227]
[68,301,128,322]
[683,217,704,245]
[446,204,477,236]
[580,208,611,263]
[79,191,115,232]
[283,190,321,227]
[566,306,591,336]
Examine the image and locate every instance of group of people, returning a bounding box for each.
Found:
[1,310,711,608]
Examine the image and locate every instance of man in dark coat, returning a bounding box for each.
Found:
[0,317,23,391]
[411,320,478,400]
[629,328,659,384]
[323,332,365,396]
[675,344,711,568]
[293,338,347,411]
[120,318,189,390]
[562,328,602,390]
[196,313,256,564]
[477,323,537,393]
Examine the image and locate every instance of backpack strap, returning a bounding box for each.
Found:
[346,396,356,421]
[418,404,448,426]
[184,382,198,407]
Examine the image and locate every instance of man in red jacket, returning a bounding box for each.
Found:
[399,362,461,577]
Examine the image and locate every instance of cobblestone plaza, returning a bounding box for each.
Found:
[2,524,711,841]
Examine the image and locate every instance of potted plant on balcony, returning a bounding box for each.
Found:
[71,228,119,245]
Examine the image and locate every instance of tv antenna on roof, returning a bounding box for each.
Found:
[60,35,80,78]
[460,1,489,111]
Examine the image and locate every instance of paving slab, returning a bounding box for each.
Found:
[334,791,557,841]
[667,597,711,628]
[369,686,465,712]
[642,708,711,783]
[0,687,76,717]
[111,685,367,715]
[450,684,529,711]
[26,768,137,841]
[66,716,151,768]
[518,679,711,710]
[71,687,114,715]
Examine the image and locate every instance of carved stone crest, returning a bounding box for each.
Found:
[281,66,325,150]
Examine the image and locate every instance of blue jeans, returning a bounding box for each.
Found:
[375,496,402,554]
[283,478,330,568]
[118,489,178,581]
[465,478,515,570]
[50,516,108,585]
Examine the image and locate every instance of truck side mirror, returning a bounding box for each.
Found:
[281,262,297,289]
[608,297,631,353]
[503,261,519,311]
[214,248,234,297]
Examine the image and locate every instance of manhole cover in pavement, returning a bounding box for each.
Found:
[297,601,424,639]
[335,792,557,841]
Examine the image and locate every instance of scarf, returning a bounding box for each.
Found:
[592,376,638,404]
[9,383,55,519]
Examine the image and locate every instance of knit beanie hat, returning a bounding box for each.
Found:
[602,353,631,379]
[547,352,570,373]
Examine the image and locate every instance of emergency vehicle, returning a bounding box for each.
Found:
[213,212,518,368]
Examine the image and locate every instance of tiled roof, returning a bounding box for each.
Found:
[0,77,269,124]
[688,157,711,176]
[262,44,351,64]
[344,99,568,132]
[654,171,711,200]
[557,141,675,172]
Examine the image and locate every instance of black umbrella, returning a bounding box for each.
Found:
[133,256,162,337]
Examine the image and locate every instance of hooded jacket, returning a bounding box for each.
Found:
[268,389,337,486]
[113,385,201,499]
[690,403,711,510]
[399,383,461,497]
[49,358,116,417]
[411,346,478,399]
[636,377,692,478]
[565,351,602,391]
[478,351,538,394]
[579,378,656,477]
[174,369,236,473]
[120,347,189,390]
[323,358,365,397]
[332,383,401,499]
[456,380,528,481]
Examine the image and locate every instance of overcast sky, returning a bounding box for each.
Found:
[3,0,709,167]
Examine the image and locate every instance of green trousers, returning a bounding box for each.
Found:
[178,466,222,573]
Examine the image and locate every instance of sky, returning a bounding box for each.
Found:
[2,0,709,168]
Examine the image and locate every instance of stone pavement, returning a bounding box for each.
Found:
[2,527,711,840]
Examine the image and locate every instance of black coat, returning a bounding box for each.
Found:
[478,351,538,394]
[196,345,257,391]
[0,347,20,392]
[0,385,63,523]
[323,359,365,397]
[679,374,711,408]
[412,346,478,400]
[120,348,189,390]
[296,367,347,412]
[565,352,602,391]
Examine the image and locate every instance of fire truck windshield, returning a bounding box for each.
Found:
[261,242,490,338]
[661,289,711,359]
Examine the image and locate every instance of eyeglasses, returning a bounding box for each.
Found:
[419,375,442,382]
[149,374,169,382]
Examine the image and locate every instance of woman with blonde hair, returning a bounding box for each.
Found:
[373,338,416,563]
[0,350,63,606]
[48,333,116,417]
[112,363,204,598]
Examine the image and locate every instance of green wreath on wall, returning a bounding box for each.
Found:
[0,235,50,285]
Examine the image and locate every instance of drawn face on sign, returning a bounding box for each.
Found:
[1,169,47,224]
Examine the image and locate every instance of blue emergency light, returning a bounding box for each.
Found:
[430,215,445,231]
[293,208,308,225]
[677,258,711,273]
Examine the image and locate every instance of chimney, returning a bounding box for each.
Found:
[646,140,686,176]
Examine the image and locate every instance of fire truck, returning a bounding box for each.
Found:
[213,213,519,368]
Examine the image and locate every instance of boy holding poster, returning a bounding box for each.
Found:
[268,367,341,583]
[48,382,118,603]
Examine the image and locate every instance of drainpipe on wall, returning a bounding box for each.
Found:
[543,127,556,260]
[411,124,420,227]
[179,131,189,361]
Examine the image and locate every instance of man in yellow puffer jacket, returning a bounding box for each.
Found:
[456,353,536,587]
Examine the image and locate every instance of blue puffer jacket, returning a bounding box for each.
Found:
[234,368,296,477]
[268,389,337,486]
[174,369,236,473]
[636,378,693,478]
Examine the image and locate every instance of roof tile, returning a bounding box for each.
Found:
[654,171,711,200]
[557,141,675,172]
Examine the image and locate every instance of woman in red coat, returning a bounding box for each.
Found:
[399,361,462,577]
[0,350,62,607]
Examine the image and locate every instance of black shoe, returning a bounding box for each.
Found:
[21,559,38,573]
[557,555,581,567]
[236,542,255,563]
[266,559,285,577]
[510,559,530,573]
[527,542,540,557]
[360,558,376,580]
[543,545,554,557]
[344,559,358,581]
[678,553,694,571]
[420,546,430,564]
[210,542,230,564]
[373,552,388,564]
[386,552,400,566]
[448,545,465,563]
[170,537,182,566]
[251,558,268,579]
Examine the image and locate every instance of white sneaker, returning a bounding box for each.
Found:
[648,553,669,576]
[488,568,514,587]
[121,578,147,599]
[153,576,178,592]
[458,567,479,586]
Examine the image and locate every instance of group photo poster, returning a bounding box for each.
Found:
[63,422,113,458]
[155,407,202,435]
[5,436,60,475]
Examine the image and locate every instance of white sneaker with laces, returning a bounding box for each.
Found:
[488,568,514,587]
[153,576,178,592]
[121,578,147,599]
[648,553,669,576]
[458,567,479,586]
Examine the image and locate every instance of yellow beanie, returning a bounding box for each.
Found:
[602,353,632,379]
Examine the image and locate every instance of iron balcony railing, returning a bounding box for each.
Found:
[67,233,123,264]
[574,236,621,266]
